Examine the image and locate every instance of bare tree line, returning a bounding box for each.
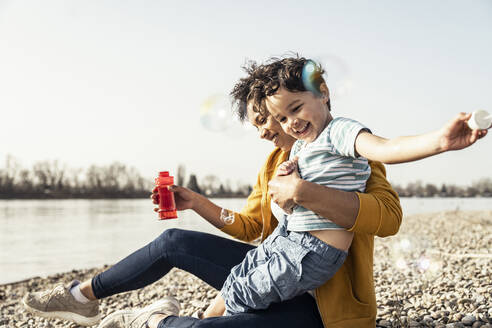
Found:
[0,156,252,199]
[176,164,253,198]
[393,179,492,198]
[1,156,490,199]
[0,155,152,199]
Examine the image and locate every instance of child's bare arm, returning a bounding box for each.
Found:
[202,294,226,318]
[355,112,489,164]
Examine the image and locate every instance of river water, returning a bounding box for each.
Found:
[0,197,491,284]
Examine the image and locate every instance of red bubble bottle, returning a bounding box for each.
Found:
[155,171,177,220]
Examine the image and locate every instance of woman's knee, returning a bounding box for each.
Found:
[152,228,188,254]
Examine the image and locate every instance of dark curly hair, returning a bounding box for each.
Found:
[230,55,330,122]
[229,60,262,122]
[250,56,330,117]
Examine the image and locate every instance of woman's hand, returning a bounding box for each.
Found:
[268,157,301,214]
[151,185,196,213]
[439,112,489,152]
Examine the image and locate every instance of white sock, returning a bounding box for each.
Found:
[70,283,91,304]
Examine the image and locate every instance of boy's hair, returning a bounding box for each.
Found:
[230,55,330,122]
[249,56,331,117]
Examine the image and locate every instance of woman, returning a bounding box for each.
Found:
[23,84,403,328]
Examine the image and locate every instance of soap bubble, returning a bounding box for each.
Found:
[200,94,252,137]
[417,257,431,271]
[417,255,442,275]
[302,54,352,99]
[302,60,324,97]
[395,257,408,270]
[389,235,442,280]
[200,94,232,132]
[398,238,412,252]
[428,259,442,274]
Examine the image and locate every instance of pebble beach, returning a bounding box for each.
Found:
[1,210,491,328]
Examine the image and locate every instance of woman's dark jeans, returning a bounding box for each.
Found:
[92,228,324,328]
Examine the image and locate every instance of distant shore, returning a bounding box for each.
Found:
[0,194,250,200]
[1,195,492,200]
[1,210,491,328]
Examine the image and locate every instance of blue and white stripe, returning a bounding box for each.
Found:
[287,117,371,232]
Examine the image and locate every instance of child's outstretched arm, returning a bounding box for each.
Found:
[355,112,489,164]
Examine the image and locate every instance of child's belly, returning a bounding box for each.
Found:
[309,229,354,251]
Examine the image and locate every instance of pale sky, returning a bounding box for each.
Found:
[1,0,491,188]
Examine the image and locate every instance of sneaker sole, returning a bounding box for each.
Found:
[23,298,101,326]
[97,297,180,328]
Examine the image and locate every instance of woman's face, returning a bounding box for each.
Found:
[247,102,296,152]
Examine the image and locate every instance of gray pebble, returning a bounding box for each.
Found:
[2,211,492,328]
[462,315,477,326]
[447,323,465,328]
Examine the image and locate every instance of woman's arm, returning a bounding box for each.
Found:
[355,112,489,164]
[153,184,263,241]
[219,173,264,242]
[268,172,359,229]
[153,185,224,228]
[268,161,402,236]
[220,148,289,242]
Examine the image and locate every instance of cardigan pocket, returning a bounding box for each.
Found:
[342,266,370,307]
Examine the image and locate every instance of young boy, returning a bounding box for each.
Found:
[203,56,489,318]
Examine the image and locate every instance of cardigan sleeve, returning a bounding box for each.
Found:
[219,171,264,242]
[220,148,287,242]
[347,161,403,237]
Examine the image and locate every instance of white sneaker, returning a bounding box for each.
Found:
[98,296,180,328]
[23,280,100,326]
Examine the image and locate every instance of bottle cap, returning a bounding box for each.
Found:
[468,110,492,130]
[156,171,174,185]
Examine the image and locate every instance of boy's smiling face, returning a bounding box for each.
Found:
[265,86,332,143]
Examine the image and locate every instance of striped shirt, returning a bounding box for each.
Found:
[287,117,371,232]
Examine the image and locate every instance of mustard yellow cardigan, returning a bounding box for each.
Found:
[221,147,402,328]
